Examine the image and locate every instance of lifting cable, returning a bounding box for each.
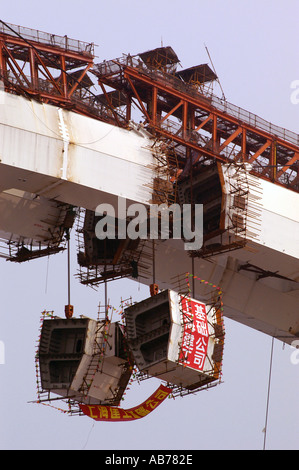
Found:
[67,231,71,307]
[204,44,226,101]
[152,239,155,286]
[45,254,50,294]
[104,278,108,322]
[150,239,159,296]
[64,228,73,319]
[263,336,274,450]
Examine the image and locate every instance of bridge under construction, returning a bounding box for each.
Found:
[0,20,298,412]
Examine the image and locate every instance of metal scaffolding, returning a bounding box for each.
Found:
[91,48,299,193]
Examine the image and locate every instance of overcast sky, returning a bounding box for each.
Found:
[0,0,298,450]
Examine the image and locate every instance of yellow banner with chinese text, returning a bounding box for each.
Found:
[79,384,172,421]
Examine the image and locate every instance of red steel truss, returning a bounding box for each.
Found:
[91,52,299,193]
[0,21,126,126]
[0,22,298,193]
[0,22,93,104]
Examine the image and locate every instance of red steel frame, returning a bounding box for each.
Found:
[0,22,298,193]
[92,56,299,193]
[0,22,100,120]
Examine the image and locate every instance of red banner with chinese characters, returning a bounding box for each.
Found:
[79,384,172,421]
[179,296,209,371]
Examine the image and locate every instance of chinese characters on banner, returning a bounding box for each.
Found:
[179,296,209,371]
[79,384,172,421]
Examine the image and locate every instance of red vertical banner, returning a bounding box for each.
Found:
[179,297,209,371]
[79,384,172,422]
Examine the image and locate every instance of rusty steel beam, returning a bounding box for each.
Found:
[0,25,97,119]
[115,65,299,191]
[125,73,151,123]
[0,31,94,65]
[0,23,298,192]
[68,63,93,97]
[98,82,122,127]
[219,126,242,152]
[160,99,183,124]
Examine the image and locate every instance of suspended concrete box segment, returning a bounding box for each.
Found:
[77,209,141,284]
[176,162,261,257]
[38,317,133,406]
[177,164,224,240]
[125,289,224,392]
[78,209,126,266]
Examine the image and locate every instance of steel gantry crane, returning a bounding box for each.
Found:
[0,22,298,404]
